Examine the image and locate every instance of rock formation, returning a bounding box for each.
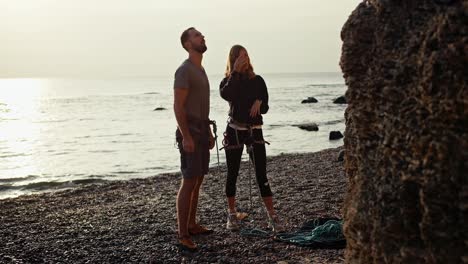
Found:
[296,123,319,131]
[340,0,467,263]
[333,96,347,104]
[302,97,319,104]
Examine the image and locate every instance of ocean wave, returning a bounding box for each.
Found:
[321,119,345,125]
[0,175,39,183]
[33,119,69,124]
[94,133,136,138]
[142,166,167,171]
[51,152,70,156]
[0,153,30,158]
[0,118,18,122]
[88,150,117,153]
[110,140,141,144]
[307,83,346,88]
[0,178,109,192]
[113,171,139,174]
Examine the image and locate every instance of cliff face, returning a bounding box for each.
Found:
[340,0,467,263]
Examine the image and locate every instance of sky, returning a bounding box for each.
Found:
[0,0,361,78]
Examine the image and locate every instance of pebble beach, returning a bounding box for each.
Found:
[0,147,346,263]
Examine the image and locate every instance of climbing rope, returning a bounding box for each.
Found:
[209,120,220,170]
[240,218,345,249]
[275,218,345,248]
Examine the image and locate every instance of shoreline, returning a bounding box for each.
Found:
[0,147,346,263]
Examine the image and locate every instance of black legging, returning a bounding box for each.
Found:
[223,125,273,197]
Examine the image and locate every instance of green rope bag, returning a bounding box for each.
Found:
[238,217,346,249]
[275,218,346,248]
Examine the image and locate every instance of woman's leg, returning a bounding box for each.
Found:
[249,129,275,215]
[224,126,244,213]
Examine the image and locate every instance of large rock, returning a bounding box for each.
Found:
[340,1,467,263]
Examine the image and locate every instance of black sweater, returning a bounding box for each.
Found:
[219,73,269,125]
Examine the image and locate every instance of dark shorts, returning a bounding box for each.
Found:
[175,127,210,179]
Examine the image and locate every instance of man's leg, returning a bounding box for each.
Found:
[188,175,204,229]
[177,177,197,238]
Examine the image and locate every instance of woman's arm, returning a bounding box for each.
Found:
[256,76,269,114]
[219,73,242,101]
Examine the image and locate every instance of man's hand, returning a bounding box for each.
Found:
[208,132,215,150]
[250,100,262,117]
[182,136,195,153]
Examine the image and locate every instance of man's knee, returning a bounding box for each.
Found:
[181,178,197,190]
[194,175,204,188]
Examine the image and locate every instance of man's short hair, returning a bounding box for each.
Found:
[180,27,195,51]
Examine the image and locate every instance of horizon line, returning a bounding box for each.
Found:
[0,71,343,80]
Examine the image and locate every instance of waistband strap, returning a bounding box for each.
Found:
[229,118,262,130]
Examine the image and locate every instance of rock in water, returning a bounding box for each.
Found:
[333,96,347,104]
[301,97,318,104]
[329,131,343,140]
[297,123,319,131]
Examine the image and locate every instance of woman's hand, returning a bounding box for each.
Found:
[250,100,262,117]
[233,54,248,73]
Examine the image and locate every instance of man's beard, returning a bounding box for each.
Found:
[193,43,207,53]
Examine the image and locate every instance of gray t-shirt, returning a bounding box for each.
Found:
[174,59,210,120]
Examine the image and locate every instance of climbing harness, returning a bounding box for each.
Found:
[221,121,271,216]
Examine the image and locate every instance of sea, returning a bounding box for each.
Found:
[0,72,347,199]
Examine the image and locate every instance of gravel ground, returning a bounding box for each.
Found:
[0,147,346,263]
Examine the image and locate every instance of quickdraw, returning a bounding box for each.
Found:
[208,120,220,169]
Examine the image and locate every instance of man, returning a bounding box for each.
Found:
[173,27,215,251]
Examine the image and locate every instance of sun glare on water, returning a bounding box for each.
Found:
[0,78,44,104]
[0,79,47,180]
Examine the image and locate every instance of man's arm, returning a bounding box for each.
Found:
[174,88,194,152]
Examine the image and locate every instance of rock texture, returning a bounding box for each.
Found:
[340,0,467,263]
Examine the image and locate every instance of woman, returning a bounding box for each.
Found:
[219,45,282,232]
